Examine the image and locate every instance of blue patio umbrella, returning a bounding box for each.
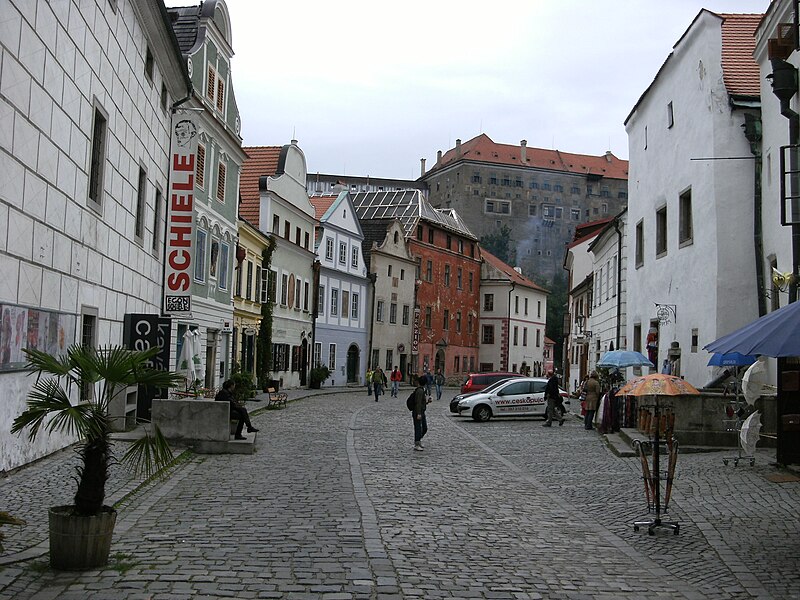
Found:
[597,350,654,369]
[707,352,757,367]
[704,300,800,358]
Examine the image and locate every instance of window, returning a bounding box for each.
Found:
[482,325,494,344]
[376,300,384,321]
[513,326,518,345]
[216,162,226,202]
[331,289,339,316]
[388,265,392,277]
[523,328,528,346]
[490,174,498,185]
[537,300,541,318]
[219,242,229,289]
[253,264,260,298]
[426,260,433,282]
[314,342,322,368]
[339,242,347,264]
[446,234,452,250]
[195,144,206,189]
[425,306,432,328]
[341,291,349,317]
[317,285,325,315]
[667,101,674,128]
[352,293,359,319]
[152,187,162,252]
[656,206,667,256]
[80,310,97,400]
[691,328,698,353]
[428,228,434,244]
[454,355,460,372]
[514,296,519,314]
[635,220,644,268]
[207,64,225,112]
[195,229,207,281]
[304,232,310,249]
[144,46,153,81]
[260,268,269,303]
[284,221,290,240]
[416,226,423,240]
[325,238,334,260]
[456,311,461,332]
[472,172,482,183]
[536,329,541,347]
[281,273,288,305]
[267,270,277,303]
[351,247,359,268]
[245,260,253,299]
[372,349,379,369]
[389,303,397,324]
[524,298,528,315]
[529,204,537,216]
[484,294,494,311]
[133,166,147,241]
[443,309,449,330]
[571,208,580,220]
[402,304,409,325]
[679,189,693,245]
[444,265,450,286]
[571,186,580,194]
[456,267,463,289]
[88,107,107,208]
[160,83,167,111]
[328,344,336,370]
[485,199,510,214]
[272,214,279,235]
[304,281,309,311]
[400,268,405,280]
[385,350,393,372]
[295,227,301,246]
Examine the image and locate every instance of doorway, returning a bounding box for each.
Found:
[205,330,218,389]
[299,338,308,386]
[347,344,359,383]
[435,349,445,373]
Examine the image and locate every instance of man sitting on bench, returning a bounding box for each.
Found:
[215,379,259,440]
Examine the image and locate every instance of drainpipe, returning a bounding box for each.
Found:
[506,282,515,372]
[743,114,767,317]
[613,217,623,347]
[366,272,378,368]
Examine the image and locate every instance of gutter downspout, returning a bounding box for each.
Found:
[366,272,378,369]
[506,282,515,372]
[613,217,623,348]
[743,114,767,317]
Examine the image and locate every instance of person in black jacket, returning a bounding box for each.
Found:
[215,379,259,440]
[411,375,429,451]
[542,370,565,427]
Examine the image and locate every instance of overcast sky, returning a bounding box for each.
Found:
[169,1,770,179]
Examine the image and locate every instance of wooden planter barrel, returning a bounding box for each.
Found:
[48,505,117,570]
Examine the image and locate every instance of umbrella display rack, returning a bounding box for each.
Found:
[722,400,756,467]
[633,399,680,535]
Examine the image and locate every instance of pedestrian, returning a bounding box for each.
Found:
[372,366,387,402]
[583,370,602,430]
[434,368,445,401]
[366,367,373,395]
[390,366,402,398]
[411,375,430,451]
[215,379,259,440]
[542,369,565,427]
[424,368,433,397]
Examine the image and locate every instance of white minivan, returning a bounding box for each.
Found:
[453,377,568,422]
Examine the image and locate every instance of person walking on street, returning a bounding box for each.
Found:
[366,368,373,395]
[434,368,445,401]
[542,370,564,427]
[411,375,429,451]
[215,379,259,440]
[424,368,433,398]
[390,366,402,398]
[583,371,602,430]
[372,366,387,402]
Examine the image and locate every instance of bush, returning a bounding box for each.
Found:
[310,365,331,388]
[229,371,256,403]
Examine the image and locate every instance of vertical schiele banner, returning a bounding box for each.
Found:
[163,112,198,317]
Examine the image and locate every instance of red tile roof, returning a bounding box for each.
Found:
[310,194,337,220]
[480,248,548,293]
[428,134,628,180]
[718,13,762,97]
[240,146,282,226]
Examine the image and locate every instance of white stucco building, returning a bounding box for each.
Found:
[311,192,369,386]
[587,211,628,373]
[240,143,316,388]
[624,10,763,387]
[478,250,548,377]
[0,0,189,471]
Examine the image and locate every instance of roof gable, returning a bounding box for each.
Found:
[239,146,282,224]
[480,248,548,293]
[719,13,762,98]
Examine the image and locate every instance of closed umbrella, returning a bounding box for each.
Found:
[597,350,654,369]
[178,329,198,386]
[704,300,800,357]
[191,330,203,383]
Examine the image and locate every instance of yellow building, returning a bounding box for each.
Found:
[233,218,273,380]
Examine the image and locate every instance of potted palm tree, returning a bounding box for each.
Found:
[11,344,182,570]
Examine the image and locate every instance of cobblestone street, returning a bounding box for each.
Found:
[1,388,799,599]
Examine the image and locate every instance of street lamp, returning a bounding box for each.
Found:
[575,314,592,339]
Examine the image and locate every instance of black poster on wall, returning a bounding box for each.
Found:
[123,313,172,421]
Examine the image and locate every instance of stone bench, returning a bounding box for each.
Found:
[151,399,255,454]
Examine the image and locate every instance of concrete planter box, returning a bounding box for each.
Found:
[151,399,255,454]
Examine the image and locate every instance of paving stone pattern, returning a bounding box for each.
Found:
[1,388,798,599]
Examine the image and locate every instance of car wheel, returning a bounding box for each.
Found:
[472,404,492,422]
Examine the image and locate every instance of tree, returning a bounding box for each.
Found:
[480,225,512,264]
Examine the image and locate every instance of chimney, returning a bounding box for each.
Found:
[420,158,426,177]
[513,266,523,274]
[605,150,612,162]
[437,150,442,165]
[455,138,461,156]
[291,139,298,146]
[520,140,527,162]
